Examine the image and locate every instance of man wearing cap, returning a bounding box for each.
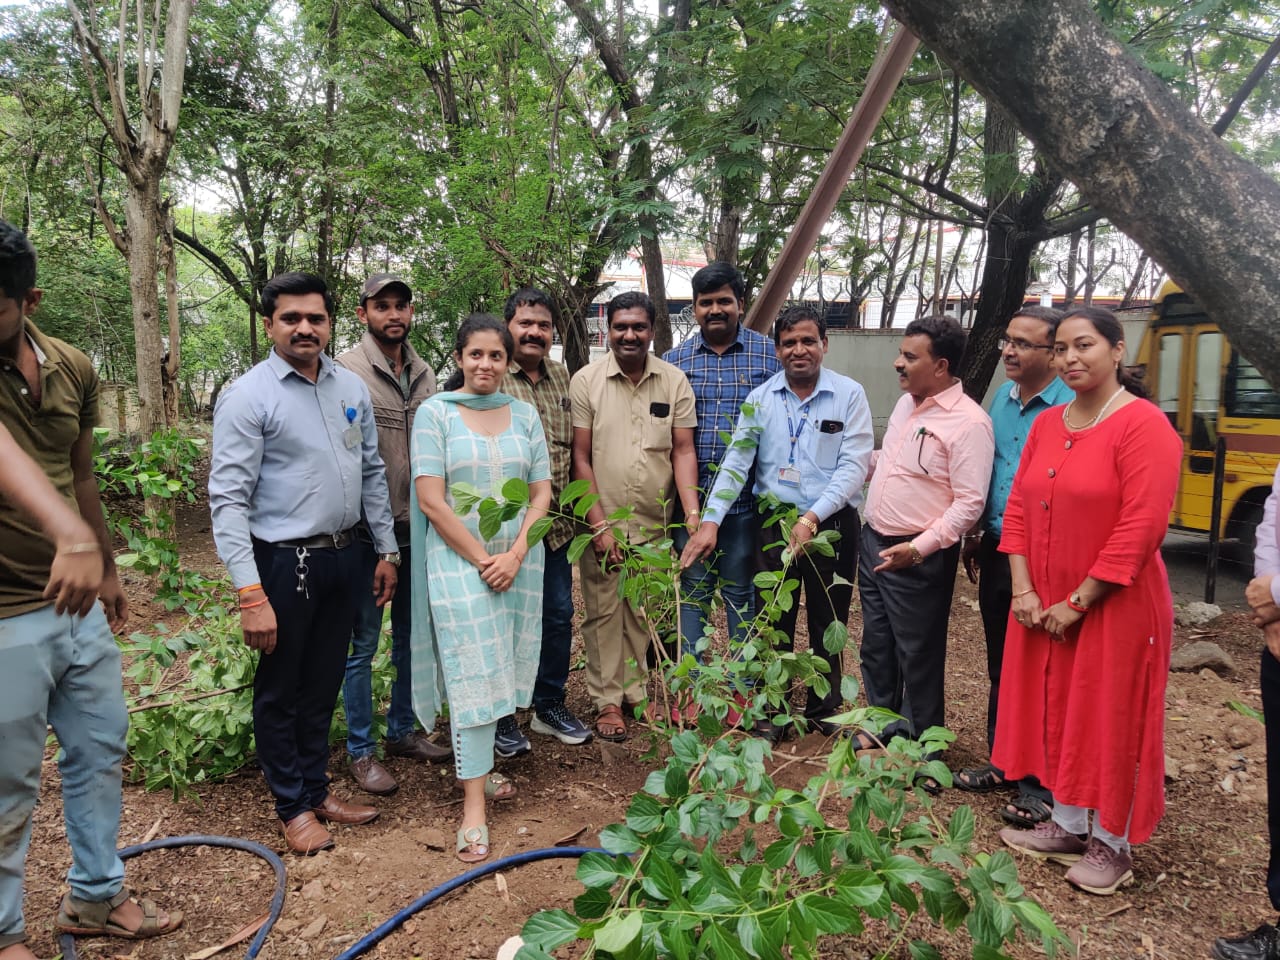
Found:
[336,273,449,796]
[210,272,398,854]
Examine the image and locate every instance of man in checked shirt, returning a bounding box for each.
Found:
[663,263,779,684]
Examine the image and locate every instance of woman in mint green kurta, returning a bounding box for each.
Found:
[409,314,550,863]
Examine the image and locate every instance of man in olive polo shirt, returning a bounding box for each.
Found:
[570,291,699,743]
[0,220,181,957]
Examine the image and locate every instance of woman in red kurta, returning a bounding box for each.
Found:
[992,306,1181,896]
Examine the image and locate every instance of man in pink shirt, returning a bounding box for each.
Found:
[857,315,993,783]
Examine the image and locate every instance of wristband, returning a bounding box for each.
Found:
[61,542,101,555]
[1066,592,1089,613]
[239,598,269,610]
[237,583,264,596]
[797,516,819,535]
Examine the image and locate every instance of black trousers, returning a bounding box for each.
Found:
[754,505,858,722]
[1264,650,1280,910]
[857,525,960,754]
[252,539,362,821]
[976,534,1012,752]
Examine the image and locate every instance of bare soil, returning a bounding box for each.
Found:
[17,498,1272,960]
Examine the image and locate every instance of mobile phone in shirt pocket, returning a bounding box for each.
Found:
[645,401,673,451]
[815,419,844,470]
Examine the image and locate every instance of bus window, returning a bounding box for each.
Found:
[1226,350,1280,419]
[1190,330,1222,460]
[1156,332,1182,430]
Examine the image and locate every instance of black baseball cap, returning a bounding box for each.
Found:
[360,273,413,305]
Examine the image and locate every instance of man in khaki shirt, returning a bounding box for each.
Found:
[570,291,698,743]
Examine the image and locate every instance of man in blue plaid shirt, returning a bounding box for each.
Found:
[664,263,780,683]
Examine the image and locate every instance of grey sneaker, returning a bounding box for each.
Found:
[1064,837,1134,895]
[531,704,593,745]
[494,715,531,758]
[999,819,1087,865]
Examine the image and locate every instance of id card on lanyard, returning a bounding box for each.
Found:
[780,396,809,486]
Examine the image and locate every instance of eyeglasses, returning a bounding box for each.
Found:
[998,336,1054,354]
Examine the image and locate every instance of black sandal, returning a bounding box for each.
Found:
[954,762,1012,793]
[1000,790,1052,828]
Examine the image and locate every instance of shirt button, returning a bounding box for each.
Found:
[1064,440,1072,450]
[1041,500,1049,510]
[19,387,27,395]
[1047,468,1056,478]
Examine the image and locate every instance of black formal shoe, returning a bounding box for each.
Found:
[752,716,786,744]
[1213,922,1280,960]
[806,716,841,737]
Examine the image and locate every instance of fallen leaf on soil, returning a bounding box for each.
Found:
[139,815,164,844]
[1141,932,1155,958]
[495,873,509,902]
[554,825,588,846]
[185,912,269,960]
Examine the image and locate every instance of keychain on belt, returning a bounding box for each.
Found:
[295,546,310,598]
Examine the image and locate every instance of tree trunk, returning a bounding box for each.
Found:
[642,232,671,355]
[1062,228,1080,306]
[1083,220,1097,304]
[881,0,1280,388]
[122,185,166,436]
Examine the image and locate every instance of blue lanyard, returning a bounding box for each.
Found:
[784,396,810,466]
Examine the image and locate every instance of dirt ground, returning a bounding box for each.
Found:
[17,498,1276,960]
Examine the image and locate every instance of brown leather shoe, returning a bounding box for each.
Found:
[312,793,379,825]
[280,812,334,855]
[385,730,453,762]
[350,755,398,795]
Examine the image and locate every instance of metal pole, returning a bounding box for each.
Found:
[746,25,920,334]
[1205,434,1227,604]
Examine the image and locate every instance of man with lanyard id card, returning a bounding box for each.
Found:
[681,304,873,742]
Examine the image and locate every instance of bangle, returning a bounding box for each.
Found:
[61,542,101,555]
[797,516,819,535]
[239,598,269,610]
[1066,592,1090,613]
[963,533,981,543]
[237,583,263,596]
[591,521,610,534]
[1012,587,1035,599]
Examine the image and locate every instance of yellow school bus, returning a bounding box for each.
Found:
[1134,281,1280,548]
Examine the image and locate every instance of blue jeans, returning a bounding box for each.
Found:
[532,541,573,712]
[343,541,415,757]
[0,604,127,943]
[673,510,756,661]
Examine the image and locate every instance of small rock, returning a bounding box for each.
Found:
[1202,668,1227,682]
[516,826,529,836]
[1164,755,1180,781]
[1182,761,1204,775]
[366,887,381,904]
[300,879,325,901]
[1176,602,1223,626]
[275,918,300,935]
[301,916,328,939]
[1170,641,1235,675]
[350,851,367,866]
[1220,773,1236,794]
[416,827,448,851]
[1228,724,1256,749]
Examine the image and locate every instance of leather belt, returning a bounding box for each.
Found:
[274,527,358,550]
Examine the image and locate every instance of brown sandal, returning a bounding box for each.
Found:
[595,704,627,742]
[56,889,183,940]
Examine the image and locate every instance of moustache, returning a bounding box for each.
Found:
[520,336,547,346]
[291,336,319,345]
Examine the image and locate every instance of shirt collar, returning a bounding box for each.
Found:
[770,365,834,400]
[21,321,51,366]
[267,348,335,382]
[604,350,655,384]
[693,324,748,355]
[919,378,965,411]
[1007,376,1069,409]
[508,358,549,382]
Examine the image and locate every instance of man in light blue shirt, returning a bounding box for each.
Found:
[681,304,873,741]
[955,305,1069,824]
[210,272,399,855]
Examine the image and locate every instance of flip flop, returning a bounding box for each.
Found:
[57,890,183,940]
[481,771,517,802]
[456,824,490,863]
[954,762,1013,793]
[1000,791,1052,828]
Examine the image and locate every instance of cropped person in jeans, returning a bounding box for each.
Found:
[663,262,780,720]
[337,273,450,796]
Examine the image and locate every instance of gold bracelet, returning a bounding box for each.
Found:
[797,516,819,535]
[1012,587,1035,598]
[61,542,101,555]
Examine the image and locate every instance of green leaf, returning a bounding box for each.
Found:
[501,476,530,503]
[526,516,553,546]
[821,621,847,655]
[698,922,751,960]
[1228,699,1264,724]
[664,763,690,800]
[626,793,664,832]
[907,942,942,960]
[802,895,858,934]
[593,910,643,954]
[520,909,582,951]
[948,805,975,846]
[599,823,643,855]
[559,478,592,506]
[567,533,594,564]
[576,851,623,888]
[573,885,613,919]
[572,493,601,519]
